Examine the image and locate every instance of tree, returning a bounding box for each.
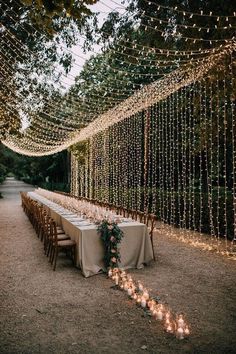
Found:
[20,0,98,35]
[0,143,69,190]
[0,0,98,140]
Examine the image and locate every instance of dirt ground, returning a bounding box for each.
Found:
[0,178,236,354]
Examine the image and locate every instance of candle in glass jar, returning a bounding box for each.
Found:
[115,274,119,285]
[121,271,126,278]
[177,318,184,327]
[152,309,157,318]
[156,310,163,320]
[150,303,155,312]
[124,282,129,291]
[141,297,146,308]
[166,324,173,333]
[127,288,133,296]
[138,282,143,291]
[176,327,184,339]
[184,326,190,336]
[136,295,141,305]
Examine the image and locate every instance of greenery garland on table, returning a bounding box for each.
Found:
[97,220,124,270]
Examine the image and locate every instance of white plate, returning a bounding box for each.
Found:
[76,222,92,226]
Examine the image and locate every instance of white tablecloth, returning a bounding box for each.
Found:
[28,191,154,277]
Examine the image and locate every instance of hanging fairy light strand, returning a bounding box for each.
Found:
[143,0,236,19]
[74,48,236,258]
[3,2,220,80]
[1,0,236,158]
[8,0,233,58]
[3,40,235,156]
[1,0,234,70]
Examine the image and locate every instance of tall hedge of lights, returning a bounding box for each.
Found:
[71,52,236,253]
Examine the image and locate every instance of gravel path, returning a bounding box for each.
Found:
[0,178,236,354]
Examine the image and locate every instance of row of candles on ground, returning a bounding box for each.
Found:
[36,188,125,224]
[108,268,190,340]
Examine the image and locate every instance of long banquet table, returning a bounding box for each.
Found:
[28,191,154,277]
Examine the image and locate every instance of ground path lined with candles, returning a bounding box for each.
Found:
[0,178,236,353]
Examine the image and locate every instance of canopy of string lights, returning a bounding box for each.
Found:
[1,0,236,255]
[1,0,235,155]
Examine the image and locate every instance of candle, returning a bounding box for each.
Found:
[177,318,184,328]
[124,282,129,291]
[176,327,184,339]
[166,324,173,333]
[138,282,143,291]
[127,288,133,296]
[184,326,190,336]
[156,310,163,320]
[108,269,113,278]
[141,297,146,308]
[165,312,170,319]
[121,271,126,278]
[137,295,141,305]
[152,309,158,319]
[148,300,155,311]
[143,290,149,301]
[115,274,119,285]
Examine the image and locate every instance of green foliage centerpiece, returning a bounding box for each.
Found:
[97,220,124,271]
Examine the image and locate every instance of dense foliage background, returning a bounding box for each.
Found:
[0,144,69,192]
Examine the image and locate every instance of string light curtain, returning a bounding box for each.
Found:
[1,1,236,254]
[71,50,236,254]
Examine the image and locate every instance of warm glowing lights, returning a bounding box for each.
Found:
[1,0,236,156]
[70,50,236,258]
[108,268,190,339]
[4,41,236,156]
[1,1,236,258]
[144,0,236,19]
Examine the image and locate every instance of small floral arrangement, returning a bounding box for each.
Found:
[97,220,124,270]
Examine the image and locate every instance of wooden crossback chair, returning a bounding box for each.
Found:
[45,217,70,258]
[137,211,145,223]
[49,220,76,271]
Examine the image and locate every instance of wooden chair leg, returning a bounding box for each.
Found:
[40,227,44,242]
[46,239,50,257]
[72,246,76,265]
[53,249,58,271]
[150,233,156,261]
[44,228,51,254]
[49,245,54,264]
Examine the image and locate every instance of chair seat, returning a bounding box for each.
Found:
[58,239,76,247]
[57,234,70,241]
[57,228,65,234]
[47,225,64,234]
